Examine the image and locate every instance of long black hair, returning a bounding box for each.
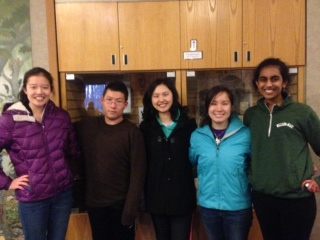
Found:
[142,78,183,122]
[18,67,54,104]
[253,58,291,90]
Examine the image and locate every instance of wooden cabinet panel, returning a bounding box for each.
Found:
[56,2,180,72]
[181,0,305,69]
[56,0,305,72]
[118,1,181,71]
[243,0,305,66]
[66,213,92,240]
[67,210,262,240]
[180,0,242,69]
[56,3,119,72]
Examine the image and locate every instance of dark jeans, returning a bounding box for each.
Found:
[88,203,135,240]
[252,190,316,240]
[19,189,73,240]
[200,206,253,240]
[151,212,193,240]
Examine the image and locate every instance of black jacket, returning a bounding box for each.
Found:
[140,113,197,215]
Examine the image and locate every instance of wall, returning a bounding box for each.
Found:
[306,1,320,240]
[306,0,320,114]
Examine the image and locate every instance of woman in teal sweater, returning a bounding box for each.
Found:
[190,86,252,240]
[244,58,320,240]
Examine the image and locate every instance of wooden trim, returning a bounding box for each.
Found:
[180,70,187,106]
[175,70,182,103]
[297,66,305,103]
[46,0,60,106]
[59,73,68,110]
[66,213,92,240]
[55,0,177,2]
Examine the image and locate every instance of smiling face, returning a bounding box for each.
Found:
[24,75,52,110]
[256,66,288,108]
[151,84,173,114]
[209,91,232,129]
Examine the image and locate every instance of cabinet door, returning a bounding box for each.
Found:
[56,3,119,72]
[118,2,180,71]
[243,0,305,67]
[180,0,242,69]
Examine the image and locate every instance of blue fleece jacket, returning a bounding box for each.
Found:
[189,114,251,211]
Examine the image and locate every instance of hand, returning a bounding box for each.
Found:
[302,179,320,193]
[9,175,29,190]
[314,164,318,173]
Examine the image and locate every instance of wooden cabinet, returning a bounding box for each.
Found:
[242,0,305,67]
[55,1,180,72]
[56,3,119,72]
[56,0,305,72]
[180,0,305,69]
[180,0,243,69]
[118,2,180,71]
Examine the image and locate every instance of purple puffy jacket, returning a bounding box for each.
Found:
[0,100,81,202]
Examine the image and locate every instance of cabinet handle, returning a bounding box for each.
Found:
[123,54,128,65]
[234,51,238,62]
[246,51,251,62]
[112,55,116,65]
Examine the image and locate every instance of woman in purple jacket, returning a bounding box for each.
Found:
[0,67,81,240]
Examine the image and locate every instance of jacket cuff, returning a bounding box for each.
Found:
[4,179,13,190]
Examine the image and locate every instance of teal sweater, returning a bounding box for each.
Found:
[243,94,320,198]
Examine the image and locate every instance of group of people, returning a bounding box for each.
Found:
[0,57,320,240]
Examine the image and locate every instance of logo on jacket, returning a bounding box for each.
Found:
[276,122,294,129]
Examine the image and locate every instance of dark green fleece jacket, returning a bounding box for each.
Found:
[244,94,320,198]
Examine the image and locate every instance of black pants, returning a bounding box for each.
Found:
[252,190,316,240]
[88,203,135,240]
[151,212,193,240]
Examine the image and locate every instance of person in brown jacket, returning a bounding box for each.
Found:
[76,80,147,240]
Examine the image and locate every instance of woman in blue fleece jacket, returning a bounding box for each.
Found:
[189,85,252,240]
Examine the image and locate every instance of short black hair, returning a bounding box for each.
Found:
[102,80,128,101]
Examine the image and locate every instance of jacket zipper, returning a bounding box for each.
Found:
[41,120,58,194]
[264,102,276,137]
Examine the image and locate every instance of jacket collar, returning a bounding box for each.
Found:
[197,113,244,137]
[257,92,292,113]
[7,101,30,113]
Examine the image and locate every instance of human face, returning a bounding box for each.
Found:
[151,84,173,114]
[209,91,232,129]
[255,66,288,107]
[23,75,52,109]
[101,89,128,125]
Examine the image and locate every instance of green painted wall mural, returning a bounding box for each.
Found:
[0,0,32,109]
[0,0,32,239]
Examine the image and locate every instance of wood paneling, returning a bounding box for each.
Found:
[67,209,262,240]
[243,0,305,66]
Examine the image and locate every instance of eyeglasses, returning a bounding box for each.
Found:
[103,97,125,106]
